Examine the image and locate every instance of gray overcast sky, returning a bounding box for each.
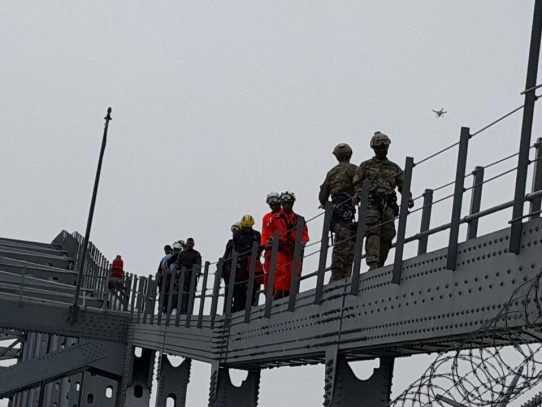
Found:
[2,1,542,406]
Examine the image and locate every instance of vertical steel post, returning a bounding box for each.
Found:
[143,275,153,324]
[314,202,334,304]
[70,107,112,324]
[467,166,485,239]
[350,180,369,295]
[185,264,200,328]
[417,189,433,255]
[225,251,238,319]
[210,259,224,329]
[244,242,259,322]
[157,269,168,326]
[392,156,415,284]
[123,273,132,311]
[288,217,306,311]
[175,268,187,327]
[446,128,470,270]
[136,276,145,322]
[149,276,158,325]
[530,137,542,219]
[264,231,280,318]
[130,275,138,314]
[197,261,210,328]
[165,270,176,326]
[510,0,542,253]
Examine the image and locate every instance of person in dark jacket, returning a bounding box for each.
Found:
[175,238,202,314]
[222,223,241,312]
[160,241,184,314]
[230,215,263,313]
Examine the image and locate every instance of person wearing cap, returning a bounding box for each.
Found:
[356,131,414,271]
[175,238,202,314]
[161,240,184,314]
[267,192,309,298]
[229,215,263,312]
[319,143,361,281]
[261,192,282,289]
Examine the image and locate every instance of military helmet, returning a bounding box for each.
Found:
[231,222,241,233]
[240,214,255,228]
[266,191,280,205]
[370,131,391,148]
[280,191,296,202]
[332,143,353,160]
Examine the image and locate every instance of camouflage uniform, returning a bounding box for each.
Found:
[356,157,404,268]
[319,162,361,281]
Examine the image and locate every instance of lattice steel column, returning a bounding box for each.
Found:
[123,347,155,406]
[324,354,394,407]
[79,371,118,407]
[155,355,191,407]
[208,363,260,407]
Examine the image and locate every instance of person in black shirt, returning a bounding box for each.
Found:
[230,215,263,313]
[160,240,184,314]
[175,238,202,314]
[222,223,240,312]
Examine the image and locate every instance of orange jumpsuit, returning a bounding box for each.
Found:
[268,209,309,295]
[261,211,276,289]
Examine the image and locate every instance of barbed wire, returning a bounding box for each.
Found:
[391,268,542,407]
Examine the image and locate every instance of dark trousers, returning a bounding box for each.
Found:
[231,281,258,313]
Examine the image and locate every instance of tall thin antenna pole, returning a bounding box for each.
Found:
[70,107,112,324]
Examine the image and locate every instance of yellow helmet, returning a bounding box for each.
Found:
[231,222,242,233]
[240,214,255,228]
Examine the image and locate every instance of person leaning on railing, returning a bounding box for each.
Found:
[319,143,361,282]
[108,254,124,290]
[175,238,202,314]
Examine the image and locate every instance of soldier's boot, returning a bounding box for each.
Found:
[379,240,392,267]
[367,262,379,271]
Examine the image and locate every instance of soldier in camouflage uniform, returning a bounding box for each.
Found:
[356,132,413,270]
[319,143,361,281]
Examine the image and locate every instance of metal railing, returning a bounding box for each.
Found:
[56,86,542,330]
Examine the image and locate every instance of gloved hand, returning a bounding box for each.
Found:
[408,198,415,209]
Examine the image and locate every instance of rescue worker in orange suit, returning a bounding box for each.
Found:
[261,191,282,290]
[231,215,263,312]
[267,191,309,298]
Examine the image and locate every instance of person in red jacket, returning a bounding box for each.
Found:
[261,192,282,290]
[268,191,309,298]
[109,255,124,291]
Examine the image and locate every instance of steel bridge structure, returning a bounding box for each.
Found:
[3,2,542,406]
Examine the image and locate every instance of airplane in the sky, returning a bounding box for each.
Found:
[432,108,447,118]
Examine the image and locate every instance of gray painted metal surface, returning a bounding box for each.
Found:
[155,356,191,407]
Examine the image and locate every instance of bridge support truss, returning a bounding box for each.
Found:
[208,363,261,407]
[325,350,394,407]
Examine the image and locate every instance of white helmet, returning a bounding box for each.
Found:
[280,191,296,202]
[266,191,280,204]
[172,240,185,251]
